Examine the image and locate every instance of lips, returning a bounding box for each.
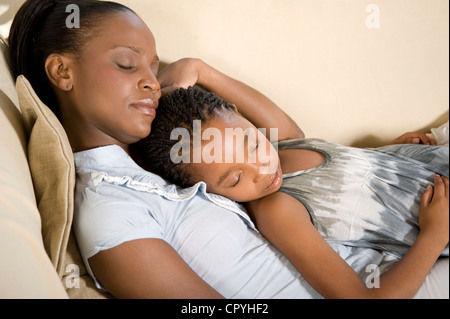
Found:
[130,98,158,117]
[264,169,282,192]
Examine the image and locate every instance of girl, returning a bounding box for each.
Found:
[134,85,449,299]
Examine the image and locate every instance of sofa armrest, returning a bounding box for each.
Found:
[0,47,67,298]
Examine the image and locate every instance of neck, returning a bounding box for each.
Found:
[60,114,129,155]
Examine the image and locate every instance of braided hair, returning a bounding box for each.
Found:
[132,86,237,187]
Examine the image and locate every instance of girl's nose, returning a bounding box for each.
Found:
[253,172,265,183]
[247,162,265,183]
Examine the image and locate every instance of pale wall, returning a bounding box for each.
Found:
[1,0,448,146]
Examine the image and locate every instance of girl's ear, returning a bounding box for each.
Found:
[44,54,74,91]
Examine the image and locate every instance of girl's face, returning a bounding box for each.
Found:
[188,112,283,202]
[60,11,161,151]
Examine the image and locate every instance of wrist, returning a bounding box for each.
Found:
[416,230,448,253]
[194,59,218,89]
[193,59,210,87]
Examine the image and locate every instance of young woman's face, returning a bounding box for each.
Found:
[63,11,161,150]
[188,112,283,202]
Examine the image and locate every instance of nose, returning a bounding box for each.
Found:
[258,152,271,166]
[247,162,267,183]
[253,172,265,183]
[138,72,161,97]
[251,153,276,183]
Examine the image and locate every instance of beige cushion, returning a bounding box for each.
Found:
[16,76,110,298]
[16,75,74,274]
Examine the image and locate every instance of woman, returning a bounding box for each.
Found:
[9,0,447,298]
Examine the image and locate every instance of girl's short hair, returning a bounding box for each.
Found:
[8,0,134,117]
[132,86,237,187]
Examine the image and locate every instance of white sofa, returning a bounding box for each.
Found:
[0,0,448,299]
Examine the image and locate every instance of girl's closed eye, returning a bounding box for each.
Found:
[253,139,260,152]
[232,173,242,187]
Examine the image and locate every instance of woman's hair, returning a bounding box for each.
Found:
[132,86,237,187]
[8,0,134,117]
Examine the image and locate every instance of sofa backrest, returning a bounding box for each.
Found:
[3,0,448,146]
[0,34,68,297]
[125,0,449,146]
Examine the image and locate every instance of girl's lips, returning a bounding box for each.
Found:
[264,169,282,192]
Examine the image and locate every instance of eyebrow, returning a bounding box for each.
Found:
[111,44,144,54]
[216,133,249,187]
[112,45,160,61]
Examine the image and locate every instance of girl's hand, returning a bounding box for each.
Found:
[419,175,449,246]
[390,131,437,145]
[157,57,304,141]
[157,58,204,96]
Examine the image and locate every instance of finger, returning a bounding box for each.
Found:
[409,132,428,145]
[443,176,449,199]
[421,184,433,208]
[418,133,432,145]
[160,85,177,97]
[432,174,445,198]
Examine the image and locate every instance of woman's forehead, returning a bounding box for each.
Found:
[85,11,156,53]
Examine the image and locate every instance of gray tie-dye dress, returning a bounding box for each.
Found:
[277,138,449,258]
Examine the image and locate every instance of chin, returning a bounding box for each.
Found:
[134,126,152,140]
[264,185,282,197]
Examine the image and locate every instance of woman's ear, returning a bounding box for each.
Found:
[45,54,73,91]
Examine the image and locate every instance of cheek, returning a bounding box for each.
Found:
[74,68,133,118]
[228,181,263,202]
[76,61,132,99]
[103,69,135,93]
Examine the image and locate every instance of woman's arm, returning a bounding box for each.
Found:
[157,58,304,141]
[247,175,449,299]
[89,238,224,299]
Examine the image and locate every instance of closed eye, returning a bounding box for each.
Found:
[232,173,242,187]
[253,139,260,152]
[117,64,135,70]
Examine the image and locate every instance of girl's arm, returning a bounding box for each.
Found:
[247,175,449,299]
[157,58,304,141]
